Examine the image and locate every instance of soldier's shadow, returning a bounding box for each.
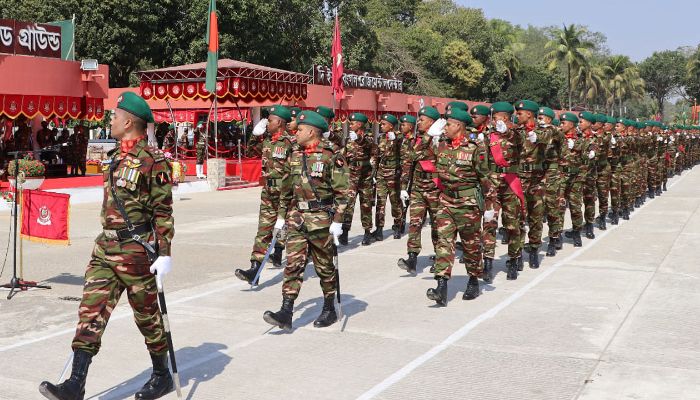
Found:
[90,342,231,400]
[267,292,368,335]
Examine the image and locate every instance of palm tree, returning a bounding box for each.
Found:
[602,55,644,116]
[545,24,594,110]
[574,63,608,108]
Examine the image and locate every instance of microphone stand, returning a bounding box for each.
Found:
[1,144,51,299]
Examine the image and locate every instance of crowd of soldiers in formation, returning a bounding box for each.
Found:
[233,101,700,331]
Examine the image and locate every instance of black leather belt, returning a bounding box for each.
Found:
[417,171,436,179]
[491,165,519,174]
[353,160,372,167]
[520,163,543,172]
[561,166,580,174]
[443,187,477,199]
[297,198,333,211]
[265,178,279,187]
[104,222,152,241]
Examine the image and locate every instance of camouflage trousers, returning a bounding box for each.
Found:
[483,178,522,258]
[544,168,565,238]
[434,200,483,279]
[196,145,206,164]
[621,162,634,209]
[344,167,374,230]
[250,187,285,263]
[596,163,611,216]
[557,172,584,233]
[610,165,622,211]
[639,157,648,196]
[406,188,440,254]
[520,171,545,250]
[72,239,166,356]
[647,157,658,191]
[582,167,597,224]
[375,169,402,228]
[282,210,336,300]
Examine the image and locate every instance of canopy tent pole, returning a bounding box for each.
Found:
[165,98,177,159]
[234,99,246,179]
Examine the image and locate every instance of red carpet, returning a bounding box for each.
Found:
[0,175,103,191]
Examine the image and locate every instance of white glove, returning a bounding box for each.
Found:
[611,137,617,145]
[676,152,679,158]
[348,130,358,141]
[149,256,172,289]
[252,118,268,136]
[483,209,495,223]
[477,133,484,141]
[527,131,537,143]
[427,118,447,137]
[323,131,330,139]
[329,222,343,245]
[657,136,663,142]
[588,150,595,159]
[670,136,675,143]
[387,131,396,141]
[400,190,410,202]
[495,120,507,133]
[432,136,441,147]
[274,218,285,230]
[567,138,575,149]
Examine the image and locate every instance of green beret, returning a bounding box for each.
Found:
[470,105,490,116]
[514,100,539,113]
[606,116,616,124]
[578,111,596,123]
[490,101,514,114]
[290,107,302,118]
[268,104,292,122]
[400,114,416,125]
[418,106,440,120]
[537,106,555,119]
[446,101,468,112]
[168,123,175,129]
[560,112,579,124]
[117,92,154,123]
[445,108,473,125]
[380,114,399,126]
[595,114,608,123]
[349,112,369,124]
[297,111,329,132]
[315,106,335,120]
[552,119,561,127]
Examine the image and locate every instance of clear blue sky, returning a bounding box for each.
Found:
[456,0,700,61]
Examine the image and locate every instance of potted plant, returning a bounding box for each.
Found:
[164,152,187,185]
[8,154,46,190]
[86,159,101,174]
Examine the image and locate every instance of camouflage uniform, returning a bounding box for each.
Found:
[609,130,623,219]
[594,129,612,221]
[342,131,377,231]
[196,128,207,165]
[246,130,294,263]
[375,131,403,231]
[276,141,348,299]
[620,133,635,214]
[554,132,588,236]
[72,138,174,356]
[581,129,598,226]
[544,125,565,238]
[433,135,494,279]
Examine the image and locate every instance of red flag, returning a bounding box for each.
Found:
[331,15,344,103]
[21,190,70,245]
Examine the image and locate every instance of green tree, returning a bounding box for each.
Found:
[495,64,562,107]
[639,50,686,118]
[545,24,594,110]
[602,55,644,115]
[685,46,700,101]
[441,40,485,96]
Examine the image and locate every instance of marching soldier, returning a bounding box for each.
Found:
[594,114,612,230]
[427,108,495,306]
[235,105,294,284]
[608,116,624,225]
[39,92,175,400]
[397,106,443,274]
[316,106,344,149]
[374,114,404,240]
[262,110,348,331]
[537,107,564,257]
[398,114,417,235]
[339,113,377,246]
[577,112,599,239]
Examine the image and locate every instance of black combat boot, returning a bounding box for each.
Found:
[392,224,401,239]
[517,251,524,271]
[663,182,668,191]
[529,248,540,269]
[271,245,284,268]
[462,276,480,300]
[482,258,494,284]
[338,224,350,246]
[397,252,417,274]
[372,226,384,241]
[634,197,641,208]
[134,353,174,400]
[361,229,373,246]
[235,261,261,285]
[546,238,557,257]
[564,230,573,239]
[585,223,595,239]
[554,236,563,250]
[572,230,583,247]
[506,258,518,280]
[501,230,509,245]
[426,277,448,306]
[313,295,338,328]
[648,188,655,199]
[607,210,614,219]
[622,207,630,220]
[655,187,662,196]
[597,215,607,230]
[610,210,619,225]
[263,296,294,331]
[39,349,92,400]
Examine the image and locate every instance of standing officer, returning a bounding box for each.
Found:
[594,114,612,230]
[374,113,404,240]
[262,110,348,331]
[39,92,175,400]
[427,108,495,306]
[195,123,207,179]
[397,106,443,274]
[235,105,293,283]
[339,113,377,246]
[398,114,417,236]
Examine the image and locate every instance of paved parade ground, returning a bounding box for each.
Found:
[1,167,700,400]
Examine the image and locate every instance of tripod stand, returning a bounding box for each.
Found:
[1,148,51,299]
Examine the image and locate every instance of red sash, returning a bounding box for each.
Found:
[679,145,686,154]
[489,132,525,210]
[415,136,442,189]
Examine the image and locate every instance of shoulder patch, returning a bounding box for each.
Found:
[155,171,171,185]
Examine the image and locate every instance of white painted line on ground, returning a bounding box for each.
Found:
[355,171,692,400]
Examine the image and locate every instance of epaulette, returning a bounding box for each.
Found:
[143,145,167,163]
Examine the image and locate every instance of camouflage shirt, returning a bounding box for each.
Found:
[402,133,440,192]
[593,130,612,164]
[376,131,402,178]
[344,130,377,169]
[436,134,496,209]
[102,138,174,257]
[251,130,294,183]
[515,122,552,166]
[560,132,587,170]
